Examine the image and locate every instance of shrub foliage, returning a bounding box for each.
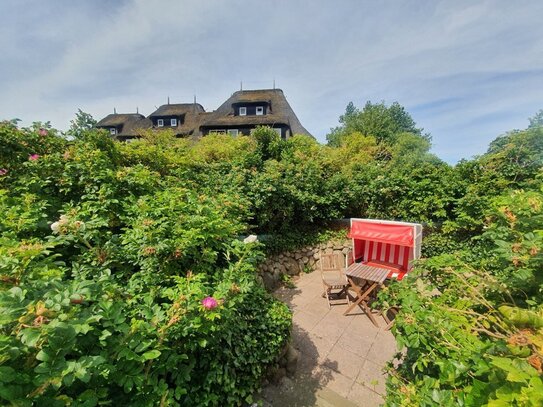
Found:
[0,102,541,405]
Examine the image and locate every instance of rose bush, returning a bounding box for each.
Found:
[0,123,291,406]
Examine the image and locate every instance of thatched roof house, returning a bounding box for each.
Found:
[95,113,151,141]
[200,89,311,139]
[148,103,205,137]
[95,88,312,140]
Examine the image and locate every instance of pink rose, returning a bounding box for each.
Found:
[29,154,40,161]
[38,128,47,137]
[0,169,7,176]
[201,296,218,310]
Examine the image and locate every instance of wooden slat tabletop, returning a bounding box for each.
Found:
[345,263,389,284]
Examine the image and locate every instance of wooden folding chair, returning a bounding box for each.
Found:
[320,251,350,309]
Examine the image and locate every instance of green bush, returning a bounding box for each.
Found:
[0,122,291,406]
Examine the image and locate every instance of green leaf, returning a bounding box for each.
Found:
[36,349,50,362]
[20,328,41,347]
[488,400,513,407]
[142,350,161,360]
[0,366,15,383]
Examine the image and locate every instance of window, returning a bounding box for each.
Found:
[239,107,247,116]
[209,129,226,135]
[110,128,116,135]
[256,106,264,116]
[157,119,164,127]
[273,127,282,137]
[171,118,177,127]
[227,129,239,137]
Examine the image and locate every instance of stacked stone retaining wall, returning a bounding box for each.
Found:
[258,239,352,291]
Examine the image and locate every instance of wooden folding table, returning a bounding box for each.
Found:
[343,263,389,327]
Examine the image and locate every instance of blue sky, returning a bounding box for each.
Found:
[1,0,542,163]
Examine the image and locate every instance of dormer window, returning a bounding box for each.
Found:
[256,106,264,116]
[239,107,247,116]
[110,128,117,135]
[157,119,164,127]
[171,118,177,127]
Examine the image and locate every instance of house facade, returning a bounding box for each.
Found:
[95,89,312,141]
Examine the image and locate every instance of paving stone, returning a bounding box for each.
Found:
[314,367,355,399]
[294,310,323,332]
[262,253,397,406]
[322,343,365,379]
[355,358,387,395]
[366,333,398,366]
[347,381,385,406]
[300,333,335,364]
[312,313,352,343]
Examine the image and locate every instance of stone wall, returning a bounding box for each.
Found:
[258,239,352,291]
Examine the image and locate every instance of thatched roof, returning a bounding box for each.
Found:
[96,113,152,137]
[148,103,205,117]
[201,89,312,137]
[149,103,206,136]
[94,89,312,139]
[96,113,144,127]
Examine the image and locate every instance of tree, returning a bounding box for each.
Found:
[326,101,428,147]
[528,109,543,129]
[65,109,97,139]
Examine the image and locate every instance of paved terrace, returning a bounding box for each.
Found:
[261,270,397,406]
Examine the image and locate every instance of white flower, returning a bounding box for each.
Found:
[50,214,70,234]
[243,234,258,244]
[50,221,60,233]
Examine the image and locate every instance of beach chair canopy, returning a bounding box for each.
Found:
[348,218,423,279]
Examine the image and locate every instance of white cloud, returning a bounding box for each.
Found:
[0,0,542,163]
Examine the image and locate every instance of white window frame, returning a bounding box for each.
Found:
[110,128,117,135]
[256,106,264,116]
[239,107,247,116]
[171,118,177,127]
[227,129,239,137]
[157,119,164,127]
[209,129,226,135]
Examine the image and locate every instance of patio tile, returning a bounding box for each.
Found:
[262,270,397,406]
[294,310,324,332]
[315,388,360,407]
[336,333,374,359]
[290,324,308,345]
[355,358,387,396]
[302,295,332,316]
[314,367,355,399]
[297,333,336,372]
[322,343,365,379]
[335,316,380,360]
[346,314,381,339]
[312,313,352,343]
[288,293,316,313]
[347,381,385,407]
[366,332,397,366]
